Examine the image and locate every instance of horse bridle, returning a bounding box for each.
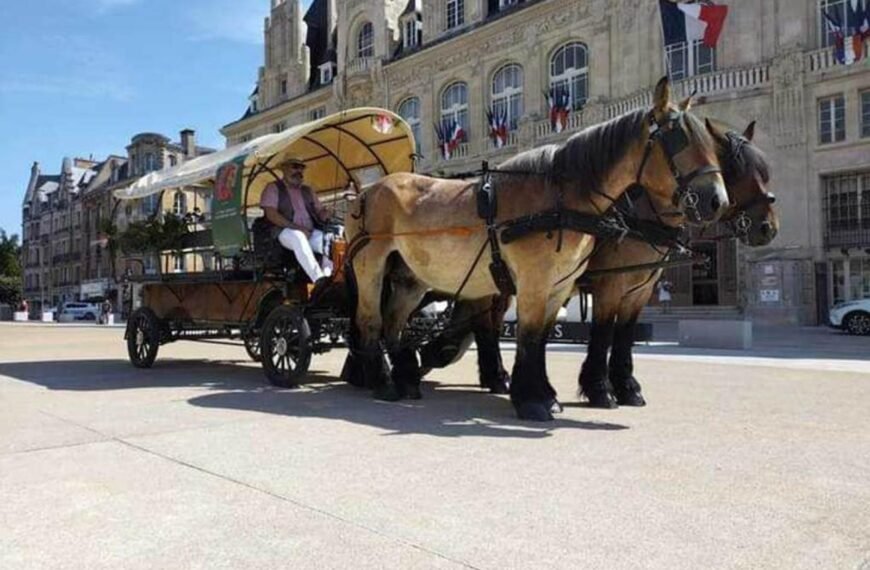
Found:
[718,132,776,239]
[627,109,722,225]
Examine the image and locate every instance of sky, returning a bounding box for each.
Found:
[0,0,311,237]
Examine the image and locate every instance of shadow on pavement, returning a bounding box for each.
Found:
[0,359,629,438]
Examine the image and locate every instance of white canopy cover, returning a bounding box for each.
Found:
[114,108,416,206]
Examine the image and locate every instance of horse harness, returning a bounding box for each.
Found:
[473,109,715,296]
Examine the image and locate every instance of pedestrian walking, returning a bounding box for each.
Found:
[656,278,673,314]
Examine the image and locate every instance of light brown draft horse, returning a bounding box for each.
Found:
[418,119,778,410]
[343,78,728,421]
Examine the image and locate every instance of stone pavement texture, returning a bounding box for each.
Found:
[1,323,869,569]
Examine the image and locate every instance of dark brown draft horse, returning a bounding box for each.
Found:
[343,78,728,421]
[418,118,778,409]
[577,119,778,408]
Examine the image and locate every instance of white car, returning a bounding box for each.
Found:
[829,299,870,335]
[58,302,100,322]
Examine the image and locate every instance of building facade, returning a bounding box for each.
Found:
[21,158,99,312]
[218,0,866,325]
[21,130,215,315]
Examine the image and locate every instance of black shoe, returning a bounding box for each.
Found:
[308,276,332,303]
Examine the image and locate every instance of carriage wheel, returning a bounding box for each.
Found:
[127,307,161,368]
[243,331,262,362]
[261,305,311,388]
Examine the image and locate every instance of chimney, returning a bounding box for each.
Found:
[180,129,196,158]
[31,161,40,177]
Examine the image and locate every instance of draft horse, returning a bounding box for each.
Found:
[343,78,728,421]
[419,118,778,409]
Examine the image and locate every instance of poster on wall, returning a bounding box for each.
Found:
[760,289,781,303]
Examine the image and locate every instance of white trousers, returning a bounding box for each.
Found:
[277,228,334,282]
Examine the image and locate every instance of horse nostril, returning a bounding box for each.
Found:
[710,194,723,213]
[760,222,774,237]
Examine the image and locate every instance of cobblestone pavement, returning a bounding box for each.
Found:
[1,323,868,569]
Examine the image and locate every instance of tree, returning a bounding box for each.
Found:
[0,229,22,306]
[0,230,21,277]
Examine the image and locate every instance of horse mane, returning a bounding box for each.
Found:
[723,131,771,184]
[495,110,648,198]
[496,108,719,198]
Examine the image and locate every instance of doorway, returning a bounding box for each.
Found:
[692,242,719,305]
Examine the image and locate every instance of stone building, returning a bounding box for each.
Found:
[21,158,99,312]
[112,130,216,281]
[221,0,870,325]
[21,130,215,315]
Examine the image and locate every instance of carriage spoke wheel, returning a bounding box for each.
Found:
[126,307,160,368]
[845,312,870,336]
[243,331,262,362]
[261,305,311,388]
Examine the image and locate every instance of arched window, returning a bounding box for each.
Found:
[173,192,186,217]
[398,97,422,154]
[491,64,524,130]
[549,42,588,111]
[440,82,468,141]
[357,22,374,59]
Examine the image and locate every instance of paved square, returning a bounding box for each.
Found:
[1,323,869,569]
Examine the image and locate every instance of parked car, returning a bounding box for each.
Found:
[58,302,99,322]
[829,299,870,335]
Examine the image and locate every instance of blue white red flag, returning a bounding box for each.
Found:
[449,120,465,149]
[824,9,866,65]
[486,107,509,148]
[659,0,728,48]
[545,87,570,133]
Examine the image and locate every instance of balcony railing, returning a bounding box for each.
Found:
[605,63,771,120]
[346,57,374,76]
[534,109,586,139]
[807,47,837,73]
[489,130,519,150]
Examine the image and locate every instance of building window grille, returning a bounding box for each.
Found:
[398,97,422,154]
[440,82,469,141]
[491,63,524,131]
[144,153,156,173]
[550,42,589,111]
[446,0,464,30]
[819,95,846,144]
[309,107,326,121]
[823,171,870,249]
[173,254,185,273]
[499,0,519,8]
[357,22,374,59]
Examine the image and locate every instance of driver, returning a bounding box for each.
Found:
[260,157,333,286]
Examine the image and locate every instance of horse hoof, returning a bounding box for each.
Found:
[548,399,564,414]
[373,384,402,402]
[515,401,554,422]
[488,381,510,395]
[404,384,423,400]
[584,388,618,409]
[616,391,646,407]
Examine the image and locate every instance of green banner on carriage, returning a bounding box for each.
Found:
[211,156,249,258]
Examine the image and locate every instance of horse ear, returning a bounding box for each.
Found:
[679,95,694,111]
[653,76,671,112]
[705,118,726,142]
[743,120,757,141]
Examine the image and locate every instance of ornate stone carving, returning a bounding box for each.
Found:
[771,49,806,148]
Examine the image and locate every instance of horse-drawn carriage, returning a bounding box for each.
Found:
[114,108,423,387]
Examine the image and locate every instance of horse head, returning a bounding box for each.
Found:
[706,119,779,246]
[636,77,730,225]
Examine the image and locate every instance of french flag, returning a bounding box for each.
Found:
[659,0,729,48]
[824,9,865,65]
[448,120,465,150]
